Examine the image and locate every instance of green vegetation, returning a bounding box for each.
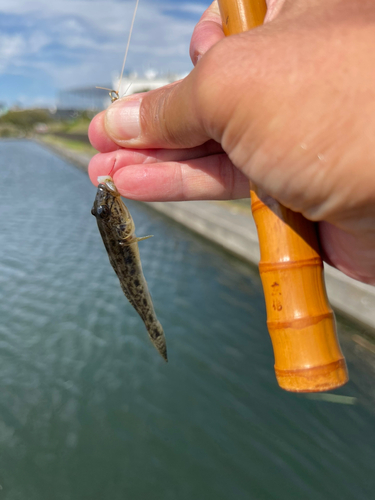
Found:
[48,110,92,134]
[0,108,93,138]
[0,126,18,138]
[41,134,97,156]
[0,109,52,134]
[62,116,91,134]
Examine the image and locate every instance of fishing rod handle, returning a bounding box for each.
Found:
[216,0,348,392]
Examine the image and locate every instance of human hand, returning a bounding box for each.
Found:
[88,0,375,284]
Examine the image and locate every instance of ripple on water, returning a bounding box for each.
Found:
[0,140,375,500]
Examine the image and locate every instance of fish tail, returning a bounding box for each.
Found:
[147,320,168,362]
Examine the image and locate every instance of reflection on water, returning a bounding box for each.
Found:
[0,140,374,500]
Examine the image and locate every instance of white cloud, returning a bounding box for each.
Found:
[28,32,51,53]
[0,0,205,106]
[0,32,52,73]
[177,3,207,14]
[0,34,24,60]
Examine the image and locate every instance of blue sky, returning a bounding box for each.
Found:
[0,0,207,108]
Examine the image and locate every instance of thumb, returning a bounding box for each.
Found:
[103,80,210,150]
[103,42,239,150]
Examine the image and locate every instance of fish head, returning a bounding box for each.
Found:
[91,176,134,236]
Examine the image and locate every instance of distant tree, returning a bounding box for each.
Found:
[0,109,52,131]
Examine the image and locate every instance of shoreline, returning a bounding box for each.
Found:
[34,136,375,333]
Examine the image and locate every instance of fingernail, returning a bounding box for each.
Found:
[105,98,141,141]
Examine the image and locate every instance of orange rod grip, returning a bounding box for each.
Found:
[217,0,348,392]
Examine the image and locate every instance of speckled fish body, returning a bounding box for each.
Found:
[91,176,167,361]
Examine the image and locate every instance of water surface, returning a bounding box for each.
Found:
[0,140,374,500]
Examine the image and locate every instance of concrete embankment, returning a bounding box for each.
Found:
[36,137,375,332]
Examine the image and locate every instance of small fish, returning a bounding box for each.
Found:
[91,176,167,361]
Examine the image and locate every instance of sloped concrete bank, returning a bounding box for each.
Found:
[36,138,375,331]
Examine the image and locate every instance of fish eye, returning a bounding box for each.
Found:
[97,205,110,219]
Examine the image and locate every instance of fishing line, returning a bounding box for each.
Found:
[96,0,140,101]
[117,0,140,94]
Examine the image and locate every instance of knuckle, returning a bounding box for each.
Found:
[139,84,180,148]
[191,37,257,139]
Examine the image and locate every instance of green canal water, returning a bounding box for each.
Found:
[1,140,375,499]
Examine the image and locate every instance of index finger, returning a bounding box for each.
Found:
[189,1,224,66]
[189,0,286,66]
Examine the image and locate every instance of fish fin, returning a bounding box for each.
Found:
[133,235,153,243]
[118,235,153,246]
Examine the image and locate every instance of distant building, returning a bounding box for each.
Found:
[57,86,113,111]
[113,70,185,98]
[57,71,186,111]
